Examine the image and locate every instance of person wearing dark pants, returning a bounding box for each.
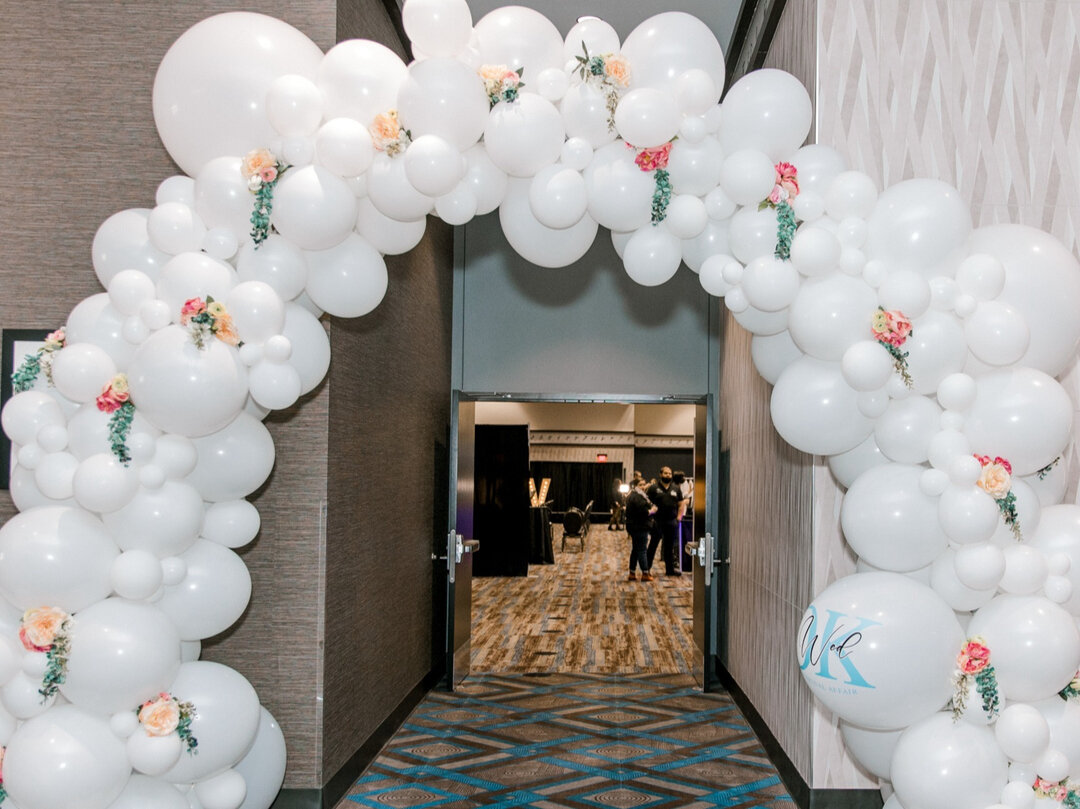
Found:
[624,477,656,581]
[646,466,685,576]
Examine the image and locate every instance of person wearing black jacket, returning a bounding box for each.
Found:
[624,477,656,581]
[646,466,685,576]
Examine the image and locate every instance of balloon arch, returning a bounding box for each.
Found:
[2,2,1079,808]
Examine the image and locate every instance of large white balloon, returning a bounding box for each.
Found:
[66,294,137,371]
[771,357,873,455]
[891,713,1008,809]
[718,69,811,160]
[484,93,565,178]
[0,506,117,611]
[152,12,324,176]
[318,39,408,124]
[271,165,358,251]
[787,274,879,361]
[584,142,654,232]
[127,325,248,438]
[865,179,972,279]
[841,463,949,571]
[234,707,288,809]
[92,208,170,288]
[3,704,132,809]
[186,412,276,502]
[162,661,261,783]
[60,598,182,714]
[156,252,238,320]
[403,0,472,58]
[1030,505,1080,616]
[498,178,598,268]
[304,233,388,318]
[397,57,489,151]
[620,12,725,101]
[797,573,963,729]
[471,5,564,76]
[157,539,252,641]
[102,480,204,558]
[107,774,190,809]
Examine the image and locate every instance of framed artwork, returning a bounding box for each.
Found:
[0,329,53,490]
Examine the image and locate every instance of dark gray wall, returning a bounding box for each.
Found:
[458,217,719,395]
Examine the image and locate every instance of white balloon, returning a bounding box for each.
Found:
[0,506,118,611]
[102,480,204,557]
[790,226,841,277]
[559,82,618,148]
[938,484,1000,545]
[314,117,374,178]
[127,325,248,438]
[3,704,132,809]
[318,39,408,125]
[673,68,718,116]
[798,573,963,729]
[738,256,799,312]
[265,73,323,137]
[878,269,931,319]
[484,93,565,178]
[403,135,464,198]
[828,434,888,489]
[930,548,997,612]
[681,219,732,272]
[50,343,117,405]
[891,713,1008,809]
[233,707,287,809]
[202,500,261,549]
[108,773,189,809]
[73,453,140,514]
[355,197,427,256]
[195,769,247,809]
[955,543,1007,591]
[788,274,879,361]
[111,549,165,601]
[93,208,170,288]
[583,142,654,231]
[186,412,275,503]
[874,395,942,464]
[865,179,972,279]
[964,368,1073,476]
[152,435,199,480]
[403,0,472,58]
[718,69,809,160]
[841,340,894,391]
[280,303,330,395]
[967,595,1080,702]
[366,152,435,221]
[937,372,977,412]
[304,233,388,318]
[158,540,252,641]
[472,6,565,77]
[613,88,680,147]
[60,598,182,713]
[235,235,309,305]
[620,12,725,100]
[792,144,846,196]
[162,661,261,784]
[825,172,879,221]
[271,165,358,251]
[2,391,65,447]
[562,18,620,64]
[842,463,949,571]
[995,704,1051,764]
[499,178,598,268]
[1030,505,1080,616]
[839,721,902,780]
[192,157,251,245]
[965,302,1030,367]
[956,253,1006,300]
[699,254,736,298]
[731,303,789,336]
[528,164,588,229]
[126,726,184,776]
[109,271,157,318]
[156,253,237,323]
[248,360,302,411]
[770,356,872,455]
[622,226,682,287]
[719,149,776,207]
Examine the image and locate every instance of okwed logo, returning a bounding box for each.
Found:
[798,606,881,689]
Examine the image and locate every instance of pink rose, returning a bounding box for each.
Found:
[634,143,672,172]
[957,640,991,674]
[259,165,278,184]
[95,375,130,414]
[139,693,181,736]
[886,310,912,341]
[180,297,206,325]
[18,606,68,652]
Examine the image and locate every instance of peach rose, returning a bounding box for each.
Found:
[212,316,241,347]
[241,148,277,182]
[604,55,631,87]
[96,374,130,414]
[369,111,402,151]
[478,64,510,82]
[19,606,68,652]
[976,461,1011,500]
[139,693,181,736]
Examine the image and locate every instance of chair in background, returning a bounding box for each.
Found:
[561,507,586,551]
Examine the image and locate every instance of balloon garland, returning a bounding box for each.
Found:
[1,1,1079,808]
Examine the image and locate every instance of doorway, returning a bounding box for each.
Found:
[443,395,720,691]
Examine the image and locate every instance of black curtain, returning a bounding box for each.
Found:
[473,425,532,576]
[529,461,621,521]
[633,448,694,481]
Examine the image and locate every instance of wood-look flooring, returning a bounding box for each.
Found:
[470,526,695,675]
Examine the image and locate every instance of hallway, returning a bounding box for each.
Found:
[337,673,794,808]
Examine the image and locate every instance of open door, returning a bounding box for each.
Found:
[443,392,477,689]
[687,396,720,691]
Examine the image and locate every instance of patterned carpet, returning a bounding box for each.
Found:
[339,673,794,809]
[471,526,695,675]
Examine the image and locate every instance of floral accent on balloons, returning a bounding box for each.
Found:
[96,373,135,465]
[974,454,1022,540]
[574,43,630,132]
[19,606,71,702]
[1060,670,1080,701]
[181,296,241,350]
[137,692,200,754]
[1036,456,1061,480]
[479,64,525,108]
[10,327,65,393]
[950,636,1000,721]
[1033,777,1080,808]
[369,110,411,158]
[628,141,674,225]
[241,148,290,248]
[871,307,914,389]
[758,162,799,260]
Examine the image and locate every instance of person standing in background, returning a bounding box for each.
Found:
[608,477,626,530]
[624,477,656,581]
[646,466,684,576]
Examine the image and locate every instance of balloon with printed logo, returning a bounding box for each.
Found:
[162,661,261,783]
[797,572,962,729]
[153,12,324,176]
[2,703,132,809]
[890,713,1008,809]
[0,506,118,612]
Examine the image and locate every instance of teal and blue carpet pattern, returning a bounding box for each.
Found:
[342,672,795,809]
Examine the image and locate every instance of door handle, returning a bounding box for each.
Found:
[463,540,479,553]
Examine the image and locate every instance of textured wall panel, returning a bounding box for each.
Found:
[719,314,815,780]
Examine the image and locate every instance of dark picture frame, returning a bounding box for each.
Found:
[1,329,53,490]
